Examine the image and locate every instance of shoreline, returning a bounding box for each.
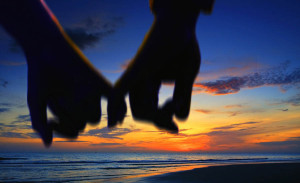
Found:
[134,162,300,183]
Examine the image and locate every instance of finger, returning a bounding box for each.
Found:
[129,79,161,121]
[155,100,179,134]
[115,96,127,125]
[107,92,127,128]
[28,92,52,147]
[47,95,88,138]
[72,93,101,124]
[49,119,85,139]
[173,77,195,120]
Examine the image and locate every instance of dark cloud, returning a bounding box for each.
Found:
[84,127,139,140]
[0,114,31,133]
[0,108,10,113]
[90,143,122,146]
[212,121,259,131]
[279,109,289,112]
[26,133,39,138]
[0,103,21,114]
[258,140,300,146]
[66,16,123,50]
[193,61,300,95]
[257,137,300,152]
[0,132,27,138]
[0,102,13,107]
[6,16,124,52]
[0,79,8,88]
[12,114,31,123]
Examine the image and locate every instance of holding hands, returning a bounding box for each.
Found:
[0,0,214,146]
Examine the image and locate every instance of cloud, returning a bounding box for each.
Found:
[0,132,27,138]
[224,104,243,109]
[102,59,132,74]
[0,103,13,107]
[257,137,300,152]
[277,93,300,106]
[25,133,39,138]
[0,114,31,134]
[12,114,31,123]
[66,16,123,50]
[121,59,131,70]
[258,138,300,146]
[188,121,261,149]
[278,109,289,112]
[6,16,124,52]
[0,60,26,66]
[194,107,263,117]
[84,127,140,140]
[90,143,122,146]
[0,79,8,88]
[211,121,259,131]
[0,108,10,113]
[193,61,300,95]
[198,60,263,81]
[194,109,214,114]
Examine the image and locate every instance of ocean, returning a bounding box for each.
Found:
[1,152,299,182]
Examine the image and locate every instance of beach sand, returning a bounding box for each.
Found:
[136,163,300,183]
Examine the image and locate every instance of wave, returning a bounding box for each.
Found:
[1,157,299,165]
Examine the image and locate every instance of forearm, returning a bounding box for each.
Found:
[0,0,65,52]
[0,0,112,97]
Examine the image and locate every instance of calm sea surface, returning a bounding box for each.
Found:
[0,152,299,182]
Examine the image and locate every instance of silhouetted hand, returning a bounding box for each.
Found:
[108,0,214,133]
[26,41,112,147]
[0,0,115,146]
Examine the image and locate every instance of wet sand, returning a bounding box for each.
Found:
[137,163,300,183]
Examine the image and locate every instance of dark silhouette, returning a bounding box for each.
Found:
[108,0,214,133]
[0,0,214,146]
[0,0,126,146]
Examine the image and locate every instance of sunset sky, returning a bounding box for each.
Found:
[0,0,300,153]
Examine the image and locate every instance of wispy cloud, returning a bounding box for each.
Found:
[0,132,27,138]
[12,114,31,124]
[90,143,122,146]
[193,61,300,95]
[224,104,243,109]
[194,109,214,114]
[197,122,261,151]
[0,130,37,139]
[211,121,259,131]
[84,127,140,140]
[198,60,263,81]
[194,107,264,117]
[275,93,300,107]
